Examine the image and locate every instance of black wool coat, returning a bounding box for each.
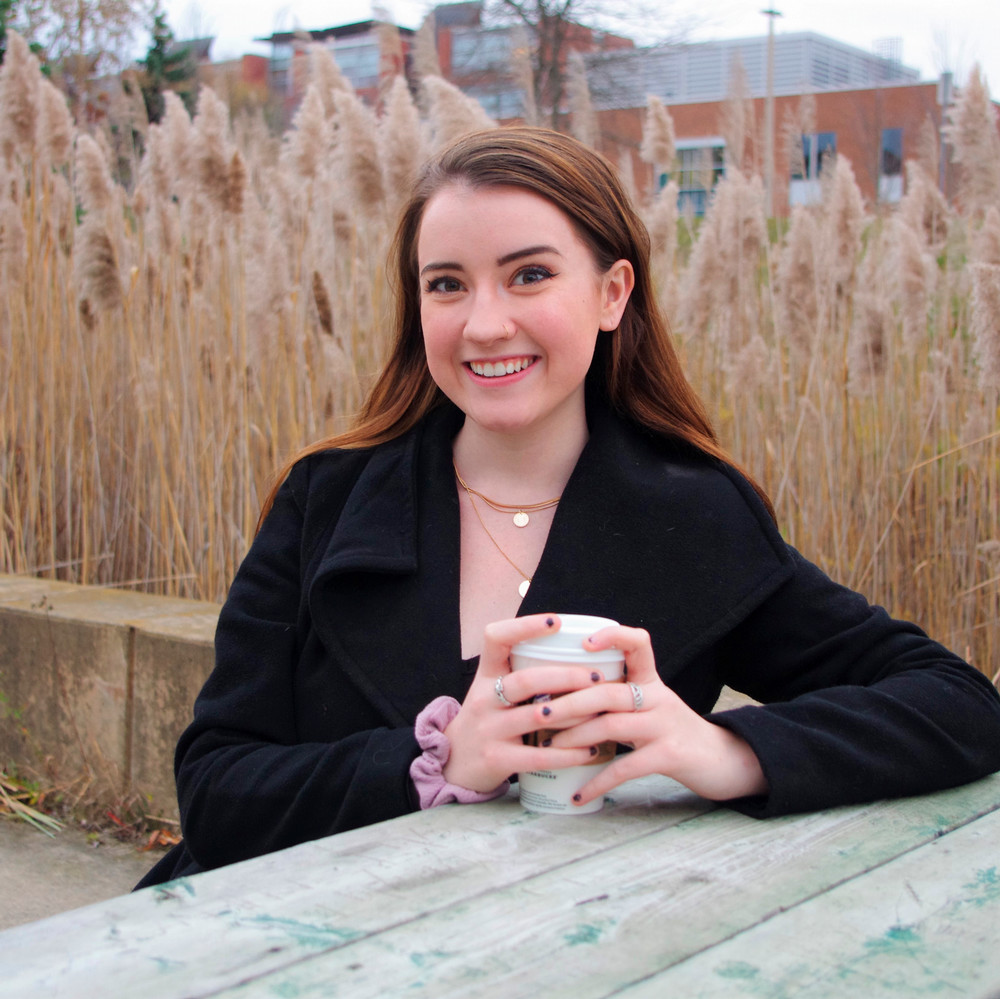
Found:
[137,397,1000,887]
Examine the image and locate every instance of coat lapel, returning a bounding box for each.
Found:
[307,406,468,726]
[521,399,793,679]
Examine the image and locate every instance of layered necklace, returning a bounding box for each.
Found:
[453,464,560,528]
[454,462,561,598]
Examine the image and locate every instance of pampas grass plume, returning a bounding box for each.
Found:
[224,149,247,216]
[162,91,194,197]
[895,218,931,349]
[192,86,234,211]
[899,161,949,249]
[0,32,40,164]
[970,263,1000,388]
[76,221,123,313]
[379,74,426,215]
[38,78,73,169]
[333,88,385,217]
[74,134,116,217]
[312,270,334,335]
[309,44,353,118]
[775,205,819,355]
[422,75,495,151]
[0,201,27,287]
[973,206,1000,266]
[640,96,675,170]
[284,84,331,181]
[945,65,1000,218]
[823,155,866,296]
[413,14,443,81]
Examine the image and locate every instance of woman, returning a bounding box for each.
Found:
[138,127,1000,887]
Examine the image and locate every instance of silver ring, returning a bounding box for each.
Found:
[628,682,644,711]
[495,675,513,708]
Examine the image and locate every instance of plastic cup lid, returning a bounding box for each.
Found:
[512,614,624,663]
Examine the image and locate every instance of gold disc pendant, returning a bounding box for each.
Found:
[513,511,530,528]
[518,579,531,598]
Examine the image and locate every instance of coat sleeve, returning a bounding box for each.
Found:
[707,545,1000,817]
[173,459,422,874]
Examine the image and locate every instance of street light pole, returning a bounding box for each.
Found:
[762,8,782,218]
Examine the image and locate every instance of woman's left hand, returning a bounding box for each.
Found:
[545,624,769,808]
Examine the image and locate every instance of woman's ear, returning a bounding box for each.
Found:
[599,260,635,331]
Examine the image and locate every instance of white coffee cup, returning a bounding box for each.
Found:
[511,614,625,814]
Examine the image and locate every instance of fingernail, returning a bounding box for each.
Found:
[589,746,598,756]
[590,671,601,682]
[542,737,552,747]
[545,616,555,627]
[572,794,582,803]
[542,706,552,717]
[587,635,597,644]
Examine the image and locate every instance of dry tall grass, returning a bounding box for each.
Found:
[0,33,997,678]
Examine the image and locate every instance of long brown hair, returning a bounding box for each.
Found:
[260,126,774,523]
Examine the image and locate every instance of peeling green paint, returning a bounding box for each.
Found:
[863,923,922,956]
[153,878,196,902]
[409,949,453,967]
[564,923,603,946]
[715,960,761,980]
[962,866,1000,907]
[268,981,302,998]
[245,915,363,949]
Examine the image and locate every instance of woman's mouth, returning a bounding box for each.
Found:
[467,356,536,378]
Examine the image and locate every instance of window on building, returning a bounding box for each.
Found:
[333,38,380,91]
[668,143,726,216]
[451,28,513,73]
[790,132,836,206]
[792,132,836,179]
[465,87,525,119]
[879,127,903,202]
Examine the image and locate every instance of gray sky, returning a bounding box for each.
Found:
[162,0,999,93]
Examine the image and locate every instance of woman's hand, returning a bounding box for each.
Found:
[544,624,769,808]
[442,614,605,793]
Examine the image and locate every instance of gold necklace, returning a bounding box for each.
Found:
[457,478,534,598]
[452,463,561,528]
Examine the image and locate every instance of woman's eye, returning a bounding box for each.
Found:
[425,276,463,294]
[511,266,554,287]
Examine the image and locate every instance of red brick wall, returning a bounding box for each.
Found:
[596,83,997,214]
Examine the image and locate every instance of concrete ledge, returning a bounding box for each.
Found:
[0,574,219,820]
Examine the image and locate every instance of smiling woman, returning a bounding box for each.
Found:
[418,184,632,454]
[136,127,1000,890]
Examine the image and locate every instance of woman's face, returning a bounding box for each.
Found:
[416,184,633,442]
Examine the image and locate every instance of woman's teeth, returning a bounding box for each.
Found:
[469,358,533,378]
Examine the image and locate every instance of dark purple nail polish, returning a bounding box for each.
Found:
[590,671,601,682]
[545,616,555,627]
[542,706,552,717]
[542,737,552,747]
[590,746,598,756]
[572,794,582,803]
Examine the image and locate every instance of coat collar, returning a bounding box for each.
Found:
[308,398,792,724]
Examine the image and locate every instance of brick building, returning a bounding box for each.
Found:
[251,9,997,217]
[586,32,963,214]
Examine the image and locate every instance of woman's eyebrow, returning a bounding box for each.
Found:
[419,245,561,277]
[497,245,560,266]
[420,260,462,276]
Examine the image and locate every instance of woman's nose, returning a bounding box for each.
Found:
[462,291,515,343]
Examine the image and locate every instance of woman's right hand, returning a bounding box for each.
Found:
[441,614,606,793]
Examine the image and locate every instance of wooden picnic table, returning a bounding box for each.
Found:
[3,772,1000,997]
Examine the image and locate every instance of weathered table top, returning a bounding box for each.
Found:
[3,773,1000,997]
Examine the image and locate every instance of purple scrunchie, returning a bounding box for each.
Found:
[410,695,510,809]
